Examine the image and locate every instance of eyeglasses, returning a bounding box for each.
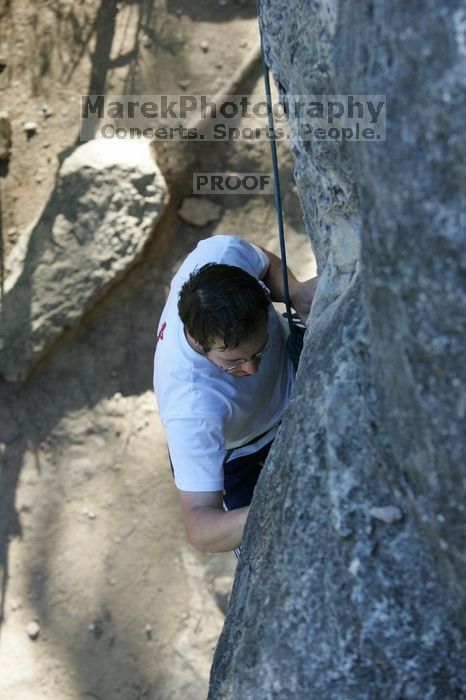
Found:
[208,340,274,375]
[221,348,270,374]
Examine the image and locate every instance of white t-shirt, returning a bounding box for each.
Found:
[153,235,294,492]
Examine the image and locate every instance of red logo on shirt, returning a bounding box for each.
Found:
[157,321,167,341]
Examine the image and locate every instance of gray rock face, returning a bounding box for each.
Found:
[209,1,466,698]
[0,139,167,381]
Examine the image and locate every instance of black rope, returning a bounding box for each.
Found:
[257,9,306,370]
[258,25,295,338]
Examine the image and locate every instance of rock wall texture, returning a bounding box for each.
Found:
[0,139,167,382]
[209,1,466,698]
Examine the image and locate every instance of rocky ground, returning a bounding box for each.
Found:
[0,1,315,698]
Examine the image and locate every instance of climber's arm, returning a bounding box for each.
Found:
[259,246,318,324]
[179,490,249,553]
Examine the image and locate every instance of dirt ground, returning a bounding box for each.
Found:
[0,2,315,698]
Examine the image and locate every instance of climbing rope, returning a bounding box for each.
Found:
[258,10,305,370]
[258,23,293,331]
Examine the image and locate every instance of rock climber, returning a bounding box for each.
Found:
[153,234,317,553]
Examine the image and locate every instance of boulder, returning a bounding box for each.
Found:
[0,139,168,381]
[178,197,222,227]
[209,1,466,698]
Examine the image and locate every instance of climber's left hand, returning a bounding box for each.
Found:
[290,276,319,325]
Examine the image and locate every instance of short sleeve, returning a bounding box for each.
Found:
[218,237,270,280]
[164,414,226,492]
[170,235,270,296]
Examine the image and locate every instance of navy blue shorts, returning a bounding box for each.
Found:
[168,438,273,510]
[223,439,273,510]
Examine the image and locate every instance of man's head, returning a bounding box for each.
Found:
[178,262,270,358]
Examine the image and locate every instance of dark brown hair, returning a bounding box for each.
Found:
[178,263,270,352]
